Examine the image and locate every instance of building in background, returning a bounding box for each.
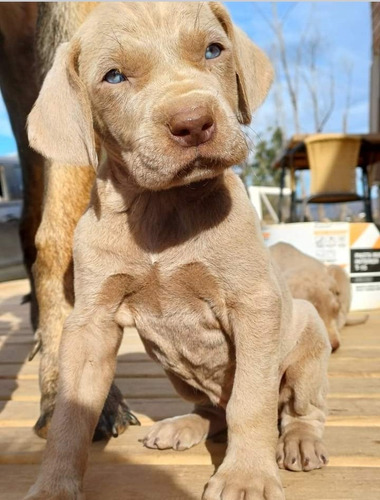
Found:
[0,154,24,281]
[371,3,380,131]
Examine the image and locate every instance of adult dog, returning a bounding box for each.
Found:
[24,3,330,499]
[0,1,137,440]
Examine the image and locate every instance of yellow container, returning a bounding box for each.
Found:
[304,133,361,197]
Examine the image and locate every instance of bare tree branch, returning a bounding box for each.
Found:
[318,68,335,132]
[271,2,301,133]
[302,29,335,133]
[342,59,354,133]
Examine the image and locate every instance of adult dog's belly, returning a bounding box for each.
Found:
[118,262,235,407]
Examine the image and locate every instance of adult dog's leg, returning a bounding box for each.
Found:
[277,299,330,472]
[0,3,43,328]
[33,164,137,440]
[31,1,134,440]
[143,372,226,450]
[32,163,95,438]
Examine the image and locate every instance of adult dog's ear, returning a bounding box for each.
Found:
[28,41,97,168]
[209,2,274,124]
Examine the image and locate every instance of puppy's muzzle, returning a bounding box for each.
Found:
[167,105,215,147]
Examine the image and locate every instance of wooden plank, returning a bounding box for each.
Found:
[329,396,380,416]
[4,375,380,403]
[0,362,165,381]
[0,401,40,427]
[328,358,380,376]
[0,278,29,293]
[339,325,380,347]
[0,362,40,379]
[333,347,380,359]
[0,339,149,364]
[0,378,178,402]
[327,416,380,427]
[7,356,380,381]
[3,397,380,428]
[0,322,32,336]
[0,344,35,364]
[0,328,33,337]
[0,398,380,427]
[2,464,380,500]
[0,426,379,468]
[4,356,380,380]
[0,399,193,428]
[0,335,34,346]
[328,377,380,396]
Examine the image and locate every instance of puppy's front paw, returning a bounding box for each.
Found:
[142,414,208,450]
[202,464,284,500]
[276,431,329,472]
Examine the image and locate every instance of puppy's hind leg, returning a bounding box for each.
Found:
[143,372,226,451]
[277,299,331,472]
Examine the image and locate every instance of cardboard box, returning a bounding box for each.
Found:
[262,222,380,311]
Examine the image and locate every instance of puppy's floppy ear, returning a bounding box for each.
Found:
[209,2,274,124]
[28,41,98,168]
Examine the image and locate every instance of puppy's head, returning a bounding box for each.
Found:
[28,2,273,190]
[327,265,352,329]
[286,270,341,350]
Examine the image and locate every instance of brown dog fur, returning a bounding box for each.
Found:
[0,2,43,326]
[270,242,369,351]
[0,2,135,440]
[24,3,330,499]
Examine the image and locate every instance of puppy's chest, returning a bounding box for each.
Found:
[117,261,235,405]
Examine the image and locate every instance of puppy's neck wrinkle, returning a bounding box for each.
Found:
[128,175,232,254]
[95,159,232,253]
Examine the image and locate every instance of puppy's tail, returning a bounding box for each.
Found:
[345,314,369,326]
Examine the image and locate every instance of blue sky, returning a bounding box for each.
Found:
[0,2,372,156]
[226,2,371,139]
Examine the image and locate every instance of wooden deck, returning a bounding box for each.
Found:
[1,279,380,500]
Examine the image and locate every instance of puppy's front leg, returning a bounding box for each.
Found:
[203,289,285,500]
[24,305,123,500]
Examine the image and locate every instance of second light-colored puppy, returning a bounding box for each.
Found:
[25,3,330,499]
[270,242,368,351]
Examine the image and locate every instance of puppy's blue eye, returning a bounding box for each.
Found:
[205,44,222,60]
[104,69,126,84]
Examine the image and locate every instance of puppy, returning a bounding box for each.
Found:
[25,3,330,499]
[328,264,369,329]
[270,242,368,351]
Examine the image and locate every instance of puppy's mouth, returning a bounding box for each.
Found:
[117,122,248,191]
[174,155,226,182]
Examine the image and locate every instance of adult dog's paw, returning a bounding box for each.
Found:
[34,408,54,439]
[276,431,329,471]
[202,464,284,500]
[142,414,208,450]
[93,382,140,441]
[34,382,139,442]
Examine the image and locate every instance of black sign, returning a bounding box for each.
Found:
[350,249,380,274]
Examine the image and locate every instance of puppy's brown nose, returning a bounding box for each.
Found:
[168,106,215,147]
